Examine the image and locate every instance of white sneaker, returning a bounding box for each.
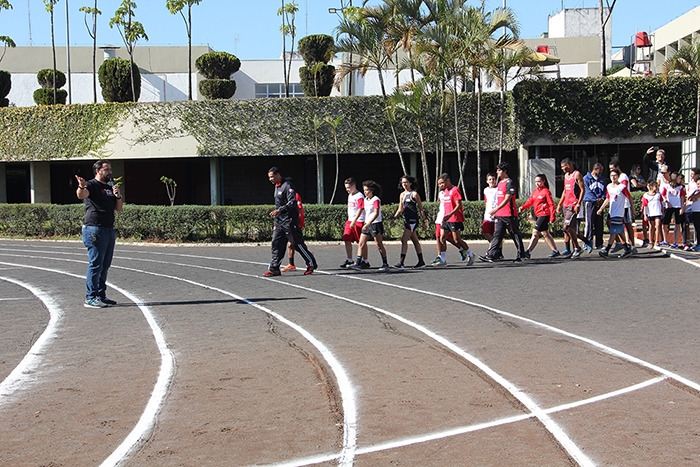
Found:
[430,257,447,267]
[466,252,474,266]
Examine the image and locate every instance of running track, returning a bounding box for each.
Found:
[0,239,699,466]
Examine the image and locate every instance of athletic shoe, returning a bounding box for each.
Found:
[619,247,633,259]
[561,249,571,255]
[671,243,679,249]
[610,243,623,253]
[349,263,362,271]
[393,262,405,269]
[659,241,670,246]
[263,269,281,277]
[84,298,108,308]
[630,246,638,255]
[430,258,447,267]
[100,297,117,306]
[522,250,531,260]
[495,252,504,261]
[339,260,354,268]
[282,264,297,272]
[693,245,700,252]
[548,250,561,258]
[466,252,475,266]
[460,249,468,261]
[599,249,609,258]
[582,243,592,252]
[513,257,522,263]
[570,248,582,259]
[413,261,426,269]
[304,265,317,275]
[641,240,650,248]
[378,263,390,271]
[478,255,494,263]
[360,261,371,269]
[684,244,693,251]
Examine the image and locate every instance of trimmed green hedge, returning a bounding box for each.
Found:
[0,193,644,242]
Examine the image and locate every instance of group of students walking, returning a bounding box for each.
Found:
[264,153,700,276]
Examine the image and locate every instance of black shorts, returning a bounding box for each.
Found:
[363,222,384,239]
[662,207,685,225]
[441,221,464,233]
[534,216,550,232]
[403,219,419,232]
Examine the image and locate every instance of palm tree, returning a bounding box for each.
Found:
[278,1,298,98]
[415,0,470,194]
[43,0,60,104]
[663,37,700,144]
[383,0,426,85]
[0,1,15,64]
[388,78,433,200]
[79,2,101,103]
[311,115,325,203]
[335,4,408,174]
[460,4,520,196]
[110,0,148,102]
[166,0,203,101]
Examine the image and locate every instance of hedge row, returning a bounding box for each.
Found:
[0,195,645,243]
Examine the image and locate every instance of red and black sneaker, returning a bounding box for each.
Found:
[263,269,281,277]
[304,265,317,275]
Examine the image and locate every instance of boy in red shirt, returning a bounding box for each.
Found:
[479,162,526,262]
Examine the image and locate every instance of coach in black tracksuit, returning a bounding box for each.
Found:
[265,167,317,276]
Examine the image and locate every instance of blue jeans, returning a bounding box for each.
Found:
[82,225,116,301]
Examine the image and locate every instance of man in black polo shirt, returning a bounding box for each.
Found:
[75,160,123,308]
[264,167,317,276]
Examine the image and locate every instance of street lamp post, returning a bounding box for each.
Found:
[329,0,353,96]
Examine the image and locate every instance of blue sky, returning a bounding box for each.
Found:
[1,0,698,59]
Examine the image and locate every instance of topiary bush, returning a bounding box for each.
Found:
[98,58,142,103]
[298,34,335,64]
[298,34,335,97]
[0,70,10,107]
[299,64,335,97]
[37,68,67,89]
[195,51,241,79]
[195,51,240,100]
[198,79,237,100]
[33,88,68,105]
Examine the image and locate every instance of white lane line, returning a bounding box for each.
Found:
[0,297,34,301]
[0,277,63,404]
[0,262,174,467]
[97,257,592,467]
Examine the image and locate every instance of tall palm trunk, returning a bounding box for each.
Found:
[281,0,288,97]
[50,9,57,103]
[476,73,482,198]
[92,0,97,102]
[187,3,192,100]
[417,122,431,201]
[378,68,408,175]
[451,74,465,195]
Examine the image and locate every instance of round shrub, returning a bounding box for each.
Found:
[199,79,236,100]
[299,64,335,97]
[195,52,241,79]
[33,88,68,105]
[37,68,67,89]
[98,58,141,102]
[298,34,335,64]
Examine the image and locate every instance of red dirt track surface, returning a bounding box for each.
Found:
[1,239,699,466]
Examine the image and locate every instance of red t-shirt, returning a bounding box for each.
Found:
[494,178,519,217]
[439,185,465,222]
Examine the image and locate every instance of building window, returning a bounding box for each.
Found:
[255,83,304,98]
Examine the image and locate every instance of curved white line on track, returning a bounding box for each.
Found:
[2,248,697,465]
[0,253,360,465]
[0,261,174,467]
[334,272,700,393]
[0,277,63,404]
[92,256,592,466]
